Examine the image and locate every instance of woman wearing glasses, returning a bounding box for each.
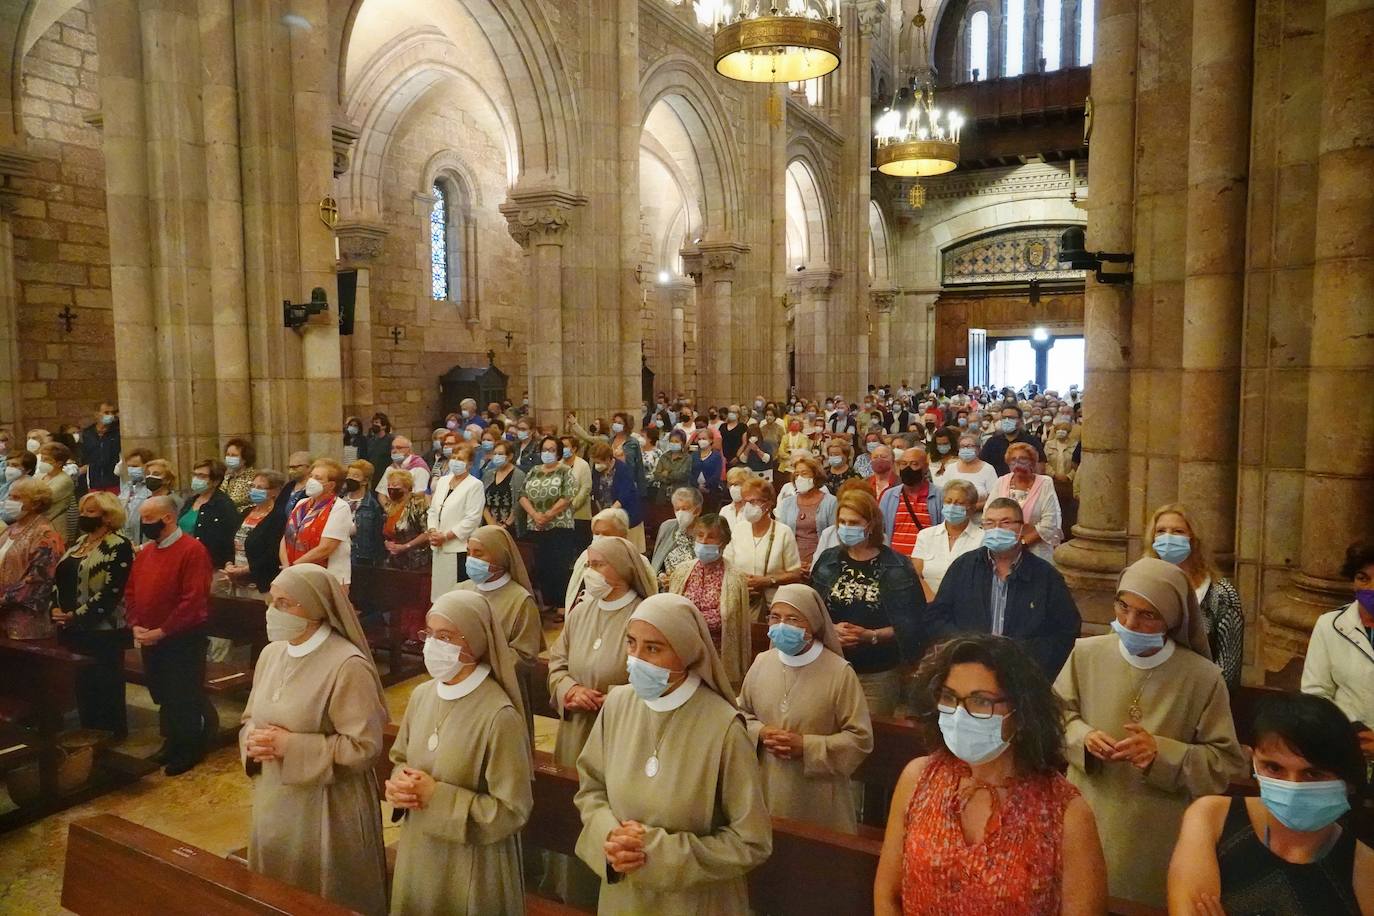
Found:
[874,633,1107,915]
[1053,557,1247,908]
[738,584,872,833]
[723,476,802,620]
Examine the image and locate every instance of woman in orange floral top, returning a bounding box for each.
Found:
[874,634,1107,915]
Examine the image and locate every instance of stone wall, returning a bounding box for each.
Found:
[11,1,111,433]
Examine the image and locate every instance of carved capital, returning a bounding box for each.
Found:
[499,188,586,248]
[797,267,842,294]
[679,244,703,283]
[698,241,751,274]
[335,220,388,264]
[332,120,361,178]
[870,287,897,313]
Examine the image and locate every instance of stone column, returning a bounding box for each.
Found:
[697,241,749,405]
[665,279,693,394]
[1053,0,1137,619]
[501,190,584,431]
[793,269,841,396]
[1177,0,1253,566]
[769,84,789,394]
[336,220,388,416]
[896,290,937,389]
[871,287,896,386]
[0,149,36,433]
[1267,0,1374,643]
[617,0,642,415]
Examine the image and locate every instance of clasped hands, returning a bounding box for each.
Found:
[245,725,290,762]
[1084,723,1157,769]
[604,819,646,875]
[385,766,437,810]
[760,726,804,760]
[563,684,606,712]
[833,622,872,648]
[131,625,166,647]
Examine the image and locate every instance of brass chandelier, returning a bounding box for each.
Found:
[874,3,963,177]
[712,2,842,84]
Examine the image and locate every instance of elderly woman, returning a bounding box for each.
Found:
[280,459,354,586]
[778,416,811,463]
[455,526,543,720]
[1302,538,1374,755]
[911,479,985,600]
[774,455,836,572]
[1054,557,1247,908]
[548,535,657,766]
[343,460,384,568]
[128,458,177,544]
[718,465,753,533]
[590,440,645,552]
[481,439,525,532]
[1168,691,1374,914]
[668,515,753,691]
[386,591,533,916]
[725,476,802,618]
[876,634,1107,915]
[738,584,873,834]
[51,492,133,736]
[991,440,1063,563]
[426,442,485,599]
[0,477,66,639]
[2,447,35,506]
[563,508,656,606]
[523,435,578,612]
[936,431,999,514]
[178,457,241,569]
[117,447,154,529]
[240,565,389,915]
[650,486,703,583]
[811,488,925,719]
[573,594,772,915]
[1143,503,1245,688]
[220,437,259,512]
[651,429,695,502]
[381,468,431,571]
[220,470,285,600]
[37,441,76,540]
[823,438,860,493]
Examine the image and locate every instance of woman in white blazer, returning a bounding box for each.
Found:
[1301,539,1374,752]
[426,441,487,600]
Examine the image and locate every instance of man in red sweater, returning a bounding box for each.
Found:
[127,495,213,775]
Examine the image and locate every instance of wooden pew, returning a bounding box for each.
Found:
[62,814,357,915]
[350,564,429,685]
[0,635,90,809]
[122,595,270,696]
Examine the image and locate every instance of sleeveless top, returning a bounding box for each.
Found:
[901,751,1079,915]
[1217,795,1359,915]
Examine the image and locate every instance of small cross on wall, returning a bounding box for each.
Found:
[58,305,76,333]
[389,326,404,345]
[504,330,514,348]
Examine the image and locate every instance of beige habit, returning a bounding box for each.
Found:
[547,536,655,766]
[239,565,389,916]
[389,591,533,916]
[738,584,873,833]
[667,558,753,691]
[454,525,543,664]
[1053,558,1246,908]
[574,594,772,916]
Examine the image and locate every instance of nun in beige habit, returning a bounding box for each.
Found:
[547,535,657,766]
[240,564,389,916]
[387,590,533,916]
[574,593,773,916]
[1054,557,1247,908]
[738,583,873,834]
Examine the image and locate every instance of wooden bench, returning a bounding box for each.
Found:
[62,814,359,915]
[121,595,270,696]
[351,564,429,685]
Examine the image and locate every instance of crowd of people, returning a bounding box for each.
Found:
[0,386,1370,915]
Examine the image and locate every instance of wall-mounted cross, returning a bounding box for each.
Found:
[505,330,514,348]
[389,326,404,345]
[58,305,76,334]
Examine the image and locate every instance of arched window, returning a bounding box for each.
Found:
[430,183,449,300]
[969,10,989,80]
[1079,0,1095,65]
[1042,0,1061,71]
[1004,0,1025,76]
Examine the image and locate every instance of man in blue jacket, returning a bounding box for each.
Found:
[925,496,1080,678]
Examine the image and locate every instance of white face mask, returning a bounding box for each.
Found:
[423,637,465,682]
[34,460,53,477]
[25,438,40,453]
[742,503,765,523]
[674,509,695,529]
[794,476,814,494]
[304,477,325,498]
[583,568,612,600]
[729,485,743,503]
[266,606,311,643]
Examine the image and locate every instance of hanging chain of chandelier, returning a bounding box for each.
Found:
[874,3,964,177]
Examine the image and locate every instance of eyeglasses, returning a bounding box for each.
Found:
[933,686,1011,719]
[416,628,463,645]
[1112,599,1164,623]
[765,613,808,628]
[981,518,1022,531]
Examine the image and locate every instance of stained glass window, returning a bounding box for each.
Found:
[430,183,448,300]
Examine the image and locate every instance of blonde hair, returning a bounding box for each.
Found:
[144,458,177,490]
[10,476,53,513]
[790,455,825,482]
[79,491,127,531]
[1143,503,1221,584]
[1005,441,1039,464]
[385,468,414,491]
[725,465,753,487]
[741,475,775,503]
[311,458,345,485]
[836,488,884,547]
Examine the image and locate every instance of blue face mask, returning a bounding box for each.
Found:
[489,454,507,469]
[959,447,977,462]
[481,441,494,452]
[562,447,573,459]
[827,455,843,467]
[190,478,209,494]
[441,446,454,457]
[248,487,269,505]
[1111,618,1167,656]
[1153,533,1192,565]
[938,706,1011,766]
[694,542,721,564]
[448,460,467,477]
[768,622,809,656]
[391,452,404,464]
[668,442,683,452]
[983,527,1019,554]
[1255,773,1351,832]
[937,443,951,454]
[540,451,557,465]
[129,467,145,482]
[516,429,530,441]
[866,441,879,453]
[0,499,22,522]
[837,524,866,547]
[626,656,675,701]
[465,555,491,584]
[943,503,969,524]
[1000,418,1018,434]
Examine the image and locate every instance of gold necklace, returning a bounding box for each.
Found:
[1127,667,1157,722]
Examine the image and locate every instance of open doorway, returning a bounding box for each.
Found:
[984,332,1084,392]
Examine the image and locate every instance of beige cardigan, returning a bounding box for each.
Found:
[668,559,754,693]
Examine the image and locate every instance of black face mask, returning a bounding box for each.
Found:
[77,515,102,534]
[141,520,166,541]
[900,467,926,487]
[144,476,164,492]
[341,478,361,494]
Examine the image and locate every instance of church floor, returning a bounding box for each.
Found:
[0,623,565,915]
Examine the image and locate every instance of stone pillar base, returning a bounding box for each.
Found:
[1260,574,1351,679]
[1054,526,1129,626]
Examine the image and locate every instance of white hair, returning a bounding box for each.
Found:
[591,507,630,532]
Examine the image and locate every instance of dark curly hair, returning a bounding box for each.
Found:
[912,633,1066,775]
[1338,540,1374,581]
